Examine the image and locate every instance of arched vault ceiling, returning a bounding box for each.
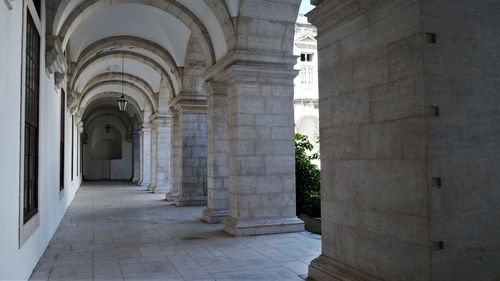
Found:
[56,0,240,34]
[177,0,227,60]
[76,36,181,94]
[74,56,161,94]
[79,83,152,113]
[67,3,190,66]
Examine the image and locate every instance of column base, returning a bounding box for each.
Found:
[222,216,304,236]
[165,192,178,201]
[137,179,143,186]
[147,183,156,192]
[174,196,207,207]
[132,177,139,183]
[308,255,382,281]
[202,208,229,224]
[153,188,170,194]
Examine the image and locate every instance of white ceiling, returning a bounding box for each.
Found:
[75,57,161,94]
[68,4,190,66]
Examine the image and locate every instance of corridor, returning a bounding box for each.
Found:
[29,183,320,281]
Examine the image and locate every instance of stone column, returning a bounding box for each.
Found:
[138,125,151,188]
[221,62,304,236]
[148,124,158,191]
[202,81,229,223]
[170,97,208,206]
[166,111,180,201]
[132,130,140,183]
[149,114,172,194]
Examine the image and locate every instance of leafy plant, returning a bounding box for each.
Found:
[295,133,321,217]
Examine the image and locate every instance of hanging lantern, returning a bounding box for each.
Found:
[117,56,128,111]
[117,94,128,111]
[105,124,111,134]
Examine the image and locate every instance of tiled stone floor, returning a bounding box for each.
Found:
[30,183,321,281]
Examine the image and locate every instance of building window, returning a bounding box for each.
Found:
[301,66,314,85]
[23,11,40,223]
[300,53,313,62]
[60,90,65,190]
[32,0,41,17]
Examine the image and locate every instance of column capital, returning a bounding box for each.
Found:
[205,50,298,81]
[170,94,207,114]
[149,113,173,128]
[222,62,298,85]
[45,35,67,75]
[203,80,228,96]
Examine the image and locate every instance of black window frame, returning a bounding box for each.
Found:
[71,116,74,181]
[60,90,65,190]
[23,11,40,224]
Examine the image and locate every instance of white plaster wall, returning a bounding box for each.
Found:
[83,116,133,180]
[0,1,82,279]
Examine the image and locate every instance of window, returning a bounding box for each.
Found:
[60,90,65,190]
[23,11,40,223]
[301,66,314,85]
[32,0,41,18]
[300,53,313,62]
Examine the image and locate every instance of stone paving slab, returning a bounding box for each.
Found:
[29,183,321,281]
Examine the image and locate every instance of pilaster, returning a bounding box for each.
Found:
[169,96,208,207]
[147,124,157,192]
[149,113,173,194]
[132,130,140,183]
[202,81,229,223]
[139,124,152,188]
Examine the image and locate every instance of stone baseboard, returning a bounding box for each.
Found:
[308,255,382,281]
[174,196,207,207]
[202,208,229,224]
[222,216,304,236]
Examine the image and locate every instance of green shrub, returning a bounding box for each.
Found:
[295,133,321,217]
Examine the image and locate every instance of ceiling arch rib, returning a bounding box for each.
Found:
[77,36,182,95]
[85,110,133,132]
[83,72,155,101]
[58,0,217,66]
[85,79,155,108]
[80,93,144,123]
[71,51,173,96]
[84,103,136,124]
[178,0,229,59]
[80,80,157,113]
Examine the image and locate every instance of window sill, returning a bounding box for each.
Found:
[19,212,39,248]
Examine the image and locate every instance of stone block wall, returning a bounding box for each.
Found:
[309,0,500,280]
[308,1,430,280]
[422,1,500,280]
